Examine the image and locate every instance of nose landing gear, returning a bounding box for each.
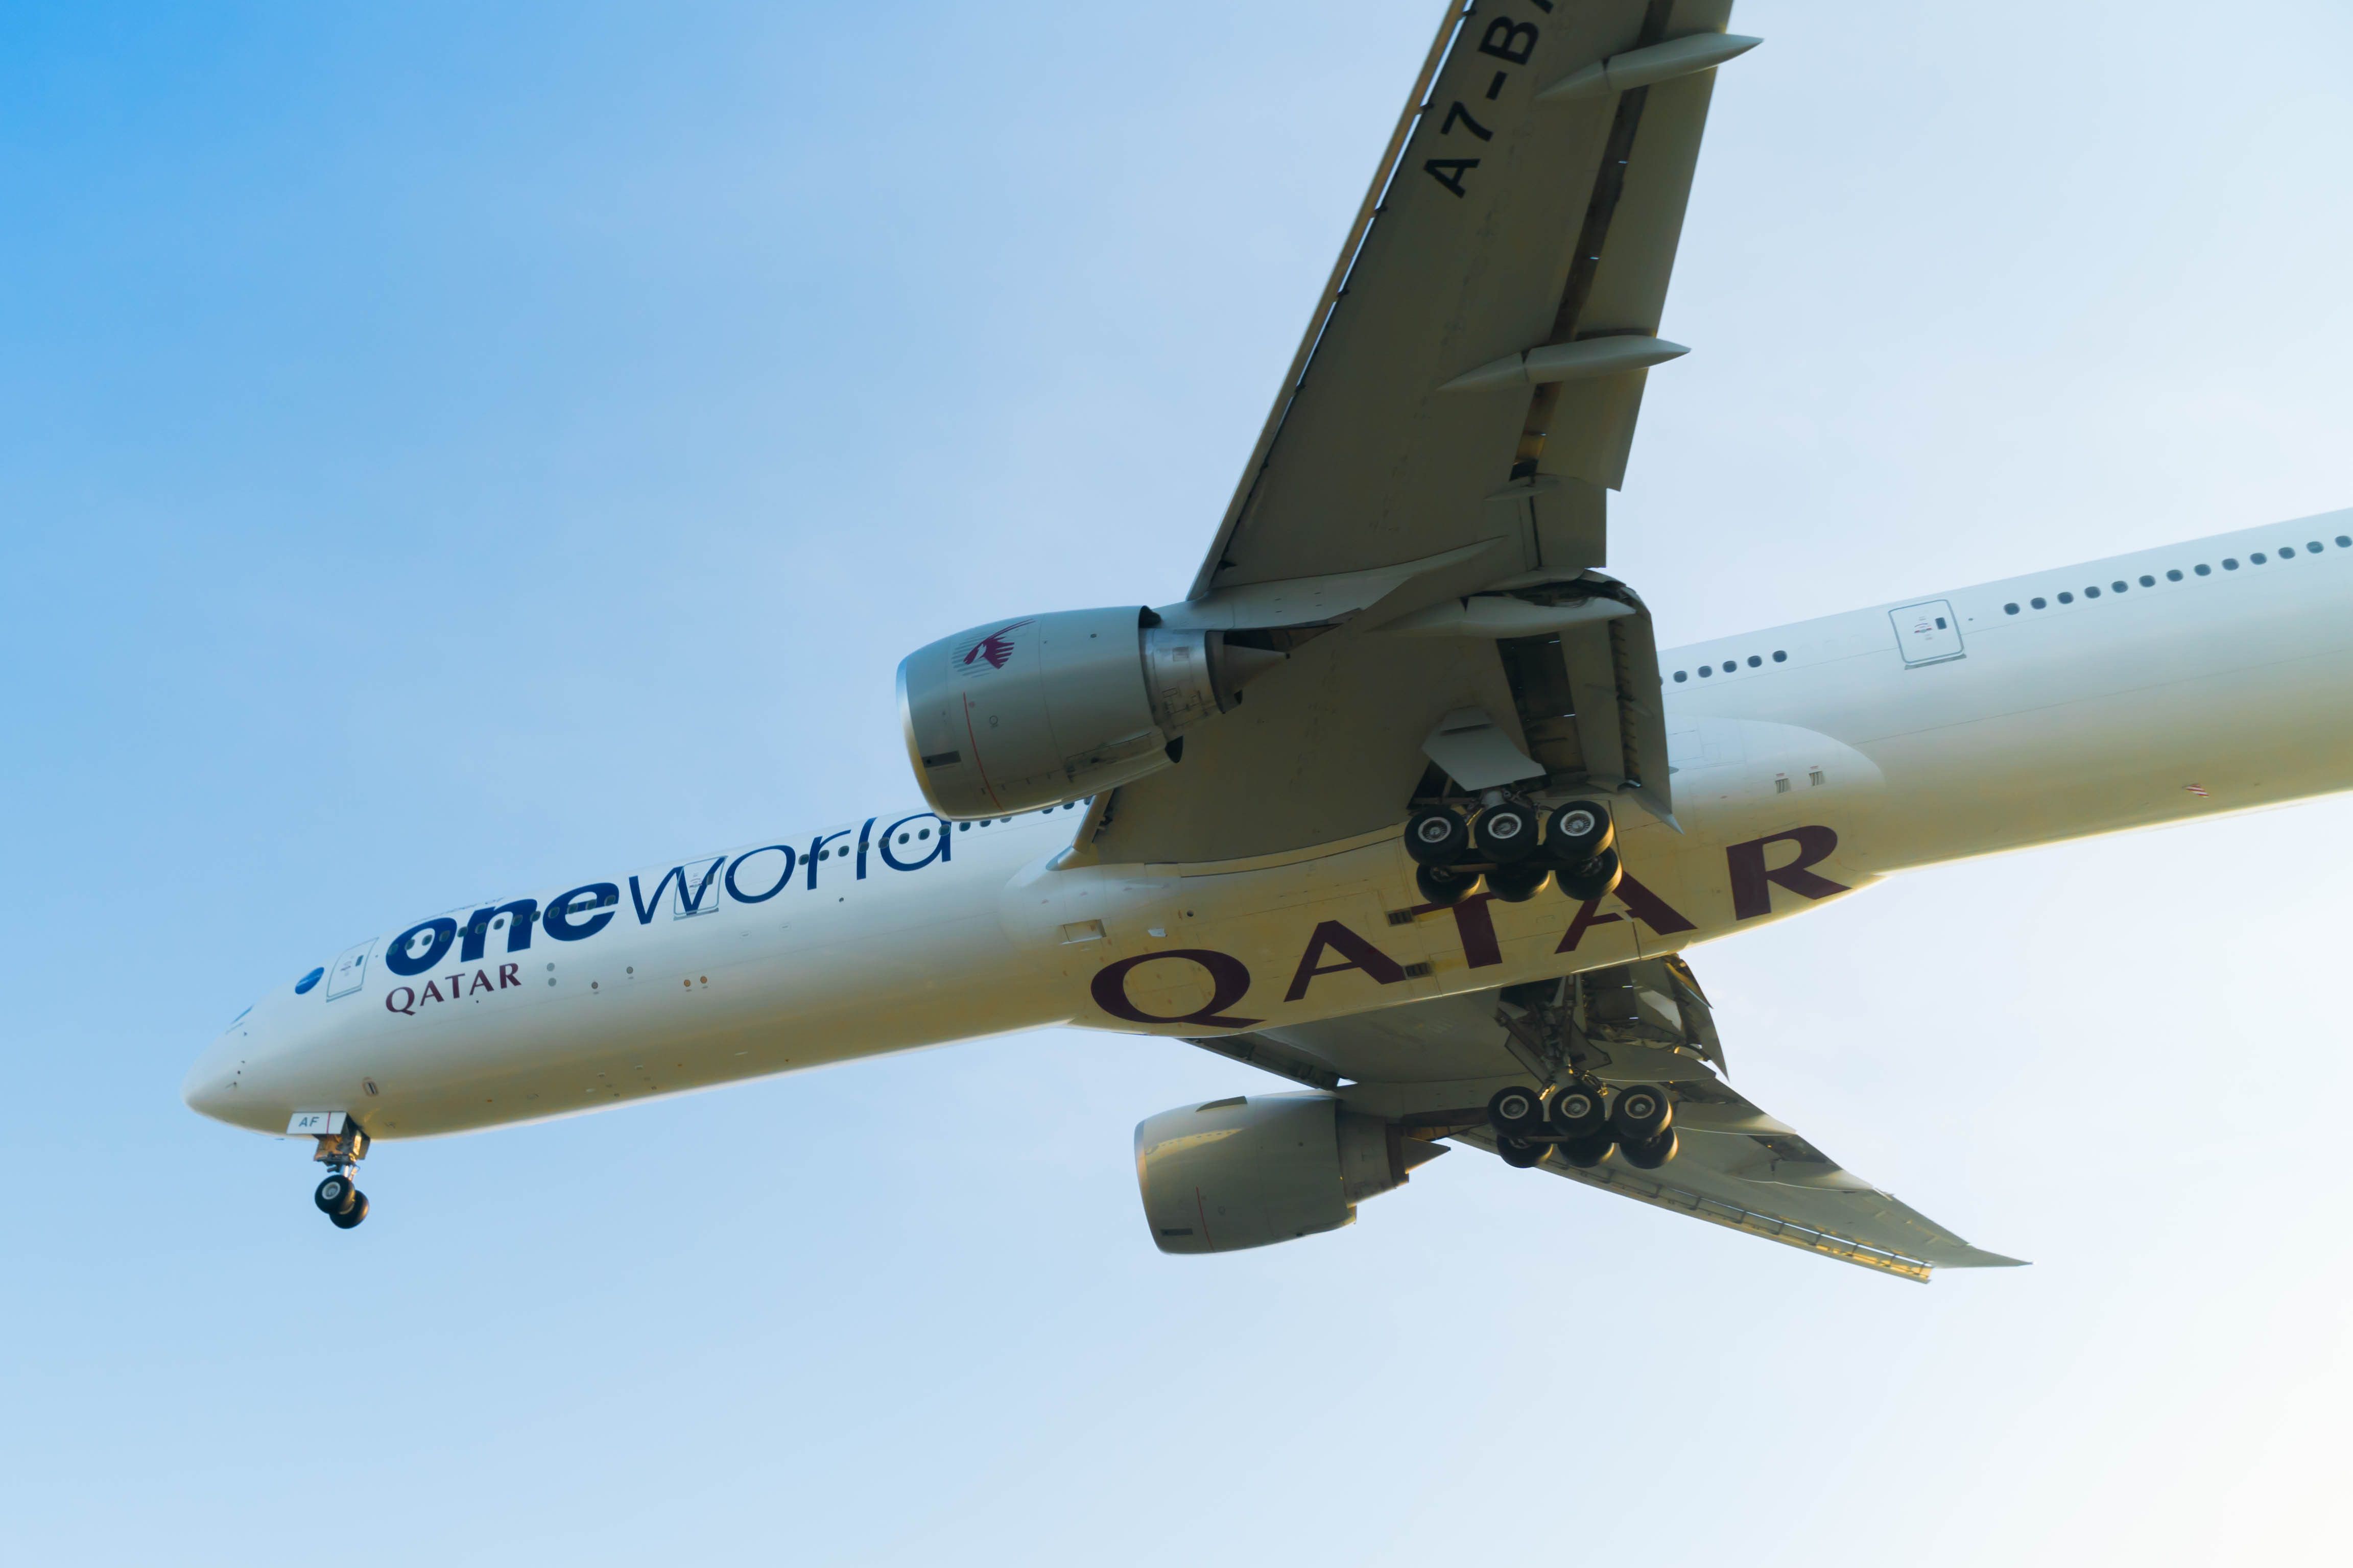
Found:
[308,1121,372,1230]
[314,1172,369,1228]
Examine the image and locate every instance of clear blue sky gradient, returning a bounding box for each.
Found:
[6,4,2352,1563]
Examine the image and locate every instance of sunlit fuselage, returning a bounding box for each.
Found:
[183,514,2353,1139]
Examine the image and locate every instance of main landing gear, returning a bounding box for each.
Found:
[1405,796,1624,906]
[310,1121,372,1230]
[1485,1080,1678,1171]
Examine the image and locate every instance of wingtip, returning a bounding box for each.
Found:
[1938,1248,2030,1271]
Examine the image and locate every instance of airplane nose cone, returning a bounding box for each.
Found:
[181,1027,269,1128]
[181,1055,240,1123]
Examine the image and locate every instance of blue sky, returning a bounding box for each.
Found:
[5,3,2352,1563]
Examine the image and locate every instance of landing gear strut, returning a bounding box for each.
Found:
[310,1122,372,1229]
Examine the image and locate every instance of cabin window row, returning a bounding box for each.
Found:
[2001,534,2352,615]
[1672,649,1787,683]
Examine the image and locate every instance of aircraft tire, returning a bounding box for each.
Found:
[1609,1084,1673,1146]
[1496,1135,1547,1169]
[1486,862,1550,903]
[1472,802,1539,863]
[1555,1135,1612,1169]
[1555,848,1622,903]
[1487,1084,1546,1138]
[329,1193,370,1229]
[1546,1083,1609,1142]
[314,1174,358,1217]
[1545,801,1613,861]
[1414,864,1479,907]
[1404,808,1469,867]
[1617,1130,1677,1170]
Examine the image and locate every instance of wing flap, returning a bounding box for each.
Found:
[1175,962,2019,1281]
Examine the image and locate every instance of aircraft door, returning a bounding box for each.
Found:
[1890,600,1964,667]
[324,939,375,1000]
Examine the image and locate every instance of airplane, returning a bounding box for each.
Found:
[183,2,2353,1281]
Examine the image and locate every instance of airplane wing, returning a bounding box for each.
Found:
[1095,1,1754,865]
[1187,959,2022,1282]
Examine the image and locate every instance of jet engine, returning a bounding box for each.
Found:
[897,606,1279,819]
[1132,1093,1444,1255]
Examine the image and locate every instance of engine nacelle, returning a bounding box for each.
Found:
[1133,1093,1442,1255]
[897,606,1277,819]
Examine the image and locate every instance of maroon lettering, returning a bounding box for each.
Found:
[385,986,417,1016]
[1613,870,1697,934]
[1090,950,1262,1030]
[498,962,520,988]
[1411,892,1503,968]
[420,980,444,1003]
[1284,920,1408,1002]
[1553,870,1696,953]
[468,970,494,996]
[1726,826,1850,920]
[1556,903,1621,953]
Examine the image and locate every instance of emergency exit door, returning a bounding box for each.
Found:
[1890,599,1964,667]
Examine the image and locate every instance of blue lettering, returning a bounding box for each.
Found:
[630,861,722,924]
[805,828,854,890]
[876,813,952,872]
[546,883,620,941]
[854,816,877,880]
[385,918,458,977]
[725,846,797,903]
[460,899,538,962]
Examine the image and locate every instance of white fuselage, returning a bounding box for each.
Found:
[184,514,2353,1139]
